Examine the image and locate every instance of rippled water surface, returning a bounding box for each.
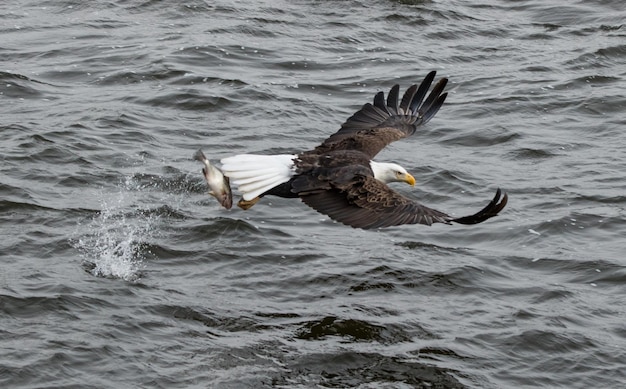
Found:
[2,1,625,388]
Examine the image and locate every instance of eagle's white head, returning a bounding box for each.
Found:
[370,161,416,186]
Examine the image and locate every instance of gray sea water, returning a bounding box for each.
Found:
[1,1,625,388]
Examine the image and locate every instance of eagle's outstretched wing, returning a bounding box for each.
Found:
[314,71,448,159]
[295,173,507,229]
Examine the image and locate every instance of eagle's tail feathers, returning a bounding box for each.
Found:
[221,154,296,201]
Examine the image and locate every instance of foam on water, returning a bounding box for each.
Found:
[73,176,159,282]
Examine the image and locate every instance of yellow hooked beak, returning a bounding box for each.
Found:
[403,172,416,186]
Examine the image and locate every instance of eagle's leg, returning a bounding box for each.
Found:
[237,197,261,210]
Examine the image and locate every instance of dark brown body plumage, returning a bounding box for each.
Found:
[279,71,507,229]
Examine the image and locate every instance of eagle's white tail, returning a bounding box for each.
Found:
[220,154,297,201]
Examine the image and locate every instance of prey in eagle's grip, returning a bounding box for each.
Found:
[193,149,233,209]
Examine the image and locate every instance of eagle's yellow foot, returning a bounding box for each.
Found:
[237,197,261,210]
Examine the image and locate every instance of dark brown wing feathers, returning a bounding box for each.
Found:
[300,183,507,229]
[386,84,400,111]
[298,171,506,229]
[451,188,508,225]
[315,70,448,159]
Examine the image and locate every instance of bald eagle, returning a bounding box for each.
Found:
[218,71,507,229]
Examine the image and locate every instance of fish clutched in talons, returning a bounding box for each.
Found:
[237,197,261,210]
[193,149,233,209]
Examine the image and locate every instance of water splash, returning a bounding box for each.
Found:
[73,176,160,282]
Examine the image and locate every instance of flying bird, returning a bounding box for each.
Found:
[211,71,507,229]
